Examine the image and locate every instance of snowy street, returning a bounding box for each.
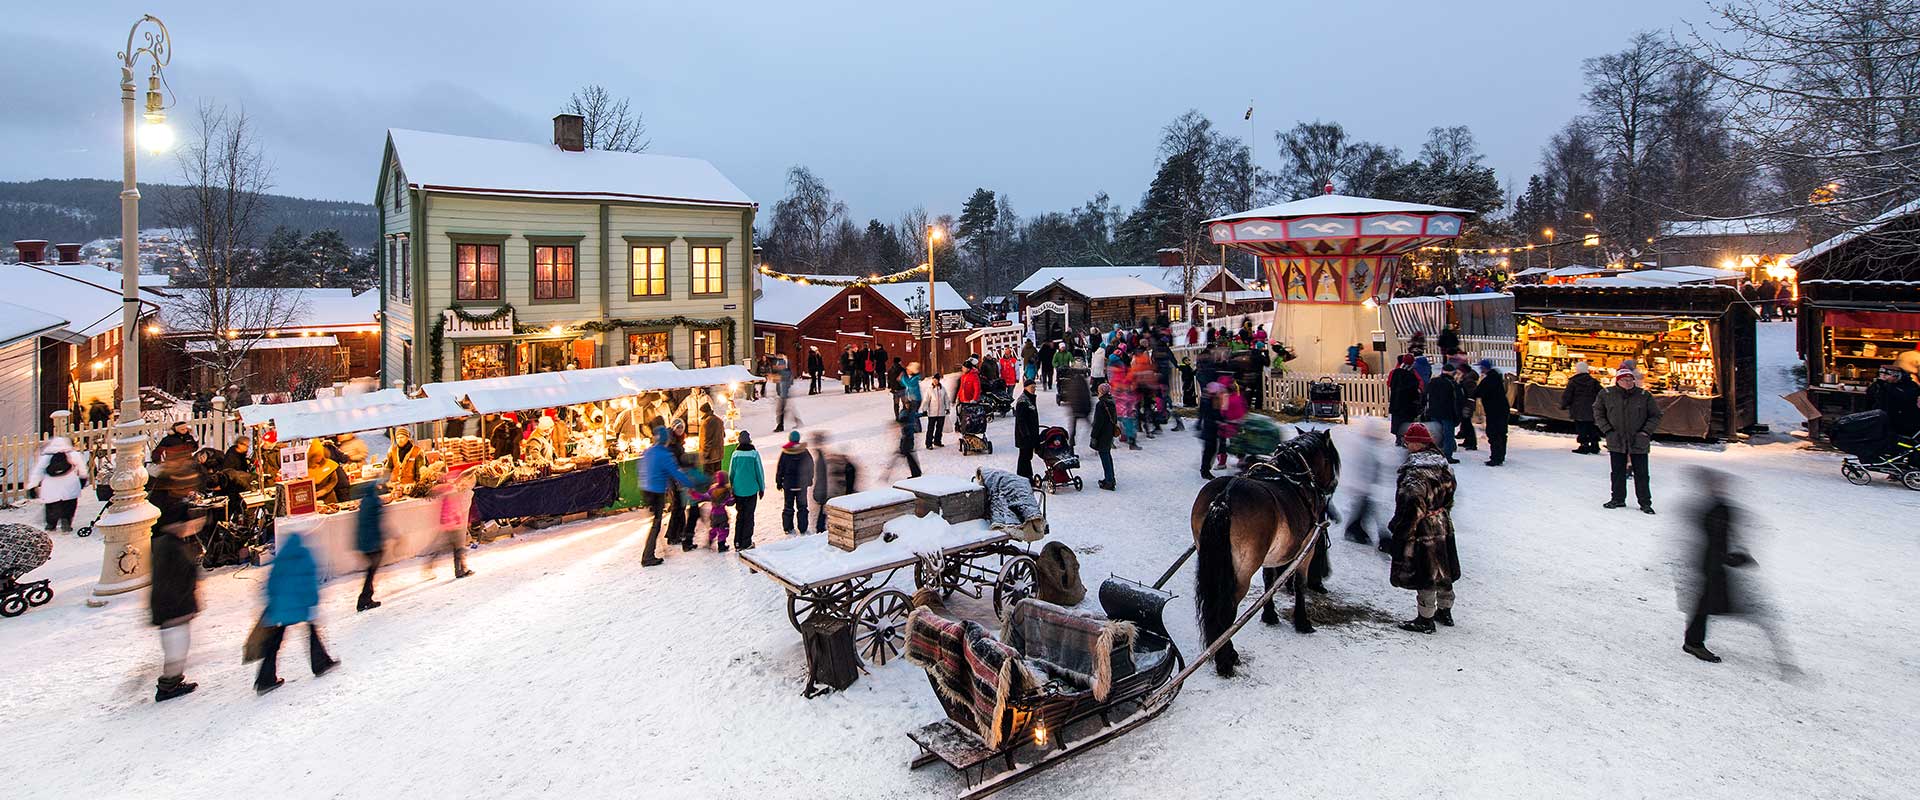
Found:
[2,323,1914,799]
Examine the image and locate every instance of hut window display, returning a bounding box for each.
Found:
[519,338,596,374]
[1816,311,1920,388]
[1517,316,1718,396]
[460,343,509,380]
[628,331,671,363]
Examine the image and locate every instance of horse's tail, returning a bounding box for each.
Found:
[1194,479,1239,653]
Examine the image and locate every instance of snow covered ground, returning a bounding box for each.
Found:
[4,322,1915,799]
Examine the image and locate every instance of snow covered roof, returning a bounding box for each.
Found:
[238,388,471,440]
[156,288,379,335]
[1547,266,1606,277]
[0,301,68,348]
[21,263,174,298]
[1210,289,1272,303]
[753,276,971,327]
[1660,265,1745,280]
[1026,275,1169,299]
[388,128,754,208]
[185,335,338,352]
[1658,217,1799,238]
[1012,264,1236,296]
[1206,193,1471,223]
[422,361,760,414]
[1510,267,1550,277]
[1790,197,1920,267]
[0,264,160,338]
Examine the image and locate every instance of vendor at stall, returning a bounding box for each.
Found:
[384,429,427,498]
[488,413,522,460]
[309,440,351,505]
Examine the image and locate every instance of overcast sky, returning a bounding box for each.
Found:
[2,0,1717,223]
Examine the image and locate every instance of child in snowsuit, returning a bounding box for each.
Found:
[694,471,734,551]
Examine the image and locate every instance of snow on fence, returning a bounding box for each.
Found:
[1266,373,1391,418]
[1458,335,1518,372]
[0,414,245,506]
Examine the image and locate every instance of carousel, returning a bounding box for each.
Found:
[1204,186,1472,374]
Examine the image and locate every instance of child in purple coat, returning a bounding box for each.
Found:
[693,471,734,552]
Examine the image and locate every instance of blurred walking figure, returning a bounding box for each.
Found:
[426,470,476,580]
[27,436,88,532]
[354,484,387,612]
[1561,360,1604,454]
[1679,467,1797,674]
[148,464,204,702]
[772,354,800,433]
[254,522,338,694]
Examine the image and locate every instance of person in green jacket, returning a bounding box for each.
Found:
[727,432,766,550]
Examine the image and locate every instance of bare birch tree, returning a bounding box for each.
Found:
[160,104,303,395]
[561,84,650,152]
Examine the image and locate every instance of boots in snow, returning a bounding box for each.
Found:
[255,678,285,695]
[1640,505,1656,515]
[155,675,197,702]
[1602,499,1627,509]
[1398,616,1436,634]
[1434,608,1454,627]
[1683,644,1721,663]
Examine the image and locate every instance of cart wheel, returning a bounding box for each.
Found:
[76,526,92,538]
[1904,471,1920,492]
[993,555,1038,618]
[1842,462,1872,486]
[785,583,857,632]
[854,589,912,665]
[0,594,24,617]
[913,559,962,598]
[23,584,51,607]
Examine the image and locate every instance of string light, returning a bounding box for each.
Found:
[757,263,930,287]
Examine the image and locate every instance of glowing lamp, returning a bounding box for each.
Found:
[137,112,174,154]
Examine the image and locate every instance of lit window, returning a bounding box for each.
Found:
[455,243,500,301]
[533,245,576,300]
[627,331,670,363]
[848,294,862,312]
[631,245,668,297]
[691,328,724,368]
[691,245,725,295]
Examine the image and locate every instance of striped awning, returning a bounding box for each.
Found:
[1388,297,1447,338]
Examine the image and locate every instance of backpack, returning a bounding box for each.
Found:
[45,451,73,477]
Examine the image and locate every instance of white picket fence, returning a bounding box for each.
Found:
[0,414,246,506]
[1458,335,1518,372]
[1266,373,1391,418]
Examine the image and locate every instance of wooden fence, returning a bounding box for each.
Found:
[0,413,246,507]
[1266,373,1392,418]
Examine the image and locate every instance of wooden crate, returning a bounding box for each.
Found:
[892,476,987,523]
[825,488,918,551]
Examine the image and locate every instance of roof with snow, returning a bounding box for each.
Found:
[1012,264,1238,296]
[0,301,69,348]
[752,275,971,327]
[1658,217,1800,238]
[0,264,160,338]
[1022,274,1169,300]
[387,128,754,208]
[24,263,175,298]
[156,288,380,335]
[1205,193,1471,223]
[1789,197,1920,267]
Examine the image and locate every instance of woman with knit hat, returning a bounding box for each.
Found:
[1388,422,1460,633]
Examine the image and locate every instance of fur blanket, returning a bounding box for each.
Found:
[976,468,1043,538]
[1388,450,1460,590]
[0,522,53,582]
[1001,598,1134,702]
[905,608,1038,749]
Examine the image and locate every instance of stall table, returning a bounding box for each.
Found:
[295,498,446,582]
[470,462,619,522]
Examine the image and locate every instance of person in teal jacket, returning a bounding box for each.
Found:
[256,529,337,694]
[727,431,766,550]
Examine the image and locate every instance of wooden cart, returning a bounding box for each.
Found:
[740,519,1040,667]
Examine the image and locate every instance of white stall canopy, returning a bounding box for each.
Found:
[423,362,762,415]
[238,388,470,440]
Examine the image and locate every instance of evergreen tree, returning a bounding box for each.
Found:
[956,188,999,293]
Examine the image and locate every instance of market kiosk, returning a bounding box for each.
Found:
[1798,280,1920,423]
[1511,283,1757,440]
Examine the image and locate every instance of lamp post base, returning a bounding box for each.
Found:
[92,410,157,597]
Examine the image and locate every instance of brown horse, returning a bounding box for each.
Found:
[1191,428,1339,677]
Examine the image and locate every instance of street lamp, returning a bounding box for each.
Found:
[927,225,943,375]
[93,14,174,599]
[1543,228,1556,270]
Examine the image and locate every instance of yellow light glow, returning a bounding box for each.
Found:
[145,324,160,335]
[137,114,175,154]
[1582,212,1594,220]
[549,325,564,335]
[1361,297,1378,310]
[1034,725,1049,747]
[1582,234,1599,247]
[928,227,943,242]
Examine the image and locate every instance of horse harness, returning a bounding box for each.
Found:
[1242,439,1335,523]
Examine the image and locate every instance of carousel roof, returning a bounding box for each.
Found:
[1205,193,1472,223]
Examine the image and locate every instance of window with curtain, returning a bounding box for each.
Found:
[455,243,501,301]
[627,331,670,363]
[691,328,724,368]
[631,245,668,297]
[691,245,724,295]
[533,244,576,300]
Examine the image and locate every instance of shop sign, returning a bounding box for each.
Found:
[278,441,308,481]
[443,308,516,339]
[1544,314,1667,333]
[283,480,316,516]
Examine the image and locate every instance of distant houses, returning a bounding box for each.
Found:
[1011,250,1265,340]
[753,274,973,371]
[0,241,165,433]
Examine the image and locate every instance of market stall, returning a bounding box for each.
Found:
[1797,279,1920,423]
[1510,284,1757,440]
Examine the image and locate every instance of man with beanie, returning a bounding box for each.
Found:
[1423,364,1462,464]
[1595,366,1663,514]
[1473,358,1511,466]
[641,425,698,567]
[775,430,814,535]
[1561,360,1604,454]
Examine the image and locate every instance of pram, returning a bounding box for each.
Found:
[1032,426,1083,493]
[957,402,995,456]
[0,522,54,618]
[980,384,1014,418]
[1306,377,1348,424]
[1831,410,1920,491]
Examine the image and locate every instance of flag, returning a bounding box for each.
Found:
[1244,106,1253,120]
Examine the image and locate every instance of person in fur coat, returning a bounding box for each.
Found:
[1388,422,1461,634]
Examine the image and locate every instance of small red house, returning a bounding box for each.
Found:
[754,275,973,375]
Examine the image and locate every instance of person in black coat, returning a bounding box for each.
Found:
[1437,324,1460,357]
[1013,380,1041,479]
[840,347,856,394]
[1060,368,1092,445]
[149,465,205,702]
[806,347,825,395]
[1423,369,1462,463]
[1560,361,1604,454]
[1090,384,1118,490]
[774,432,814,535]
[1473,359,1511,466]
[1866,365,1920,440]
[1387,354,1422,445]
[1678,466,1795,676]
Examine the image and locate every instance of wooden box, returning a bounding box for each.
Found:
[825,488,918,551]
[892,476,988,523]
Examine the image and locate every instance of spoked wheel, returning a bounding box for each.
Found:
[1903,471,1920,491]
[23,584,52,607]
[76,526,92,538]
[914,559,963,598]
[993,555,1038,618]
[1842,462,1872,486]
[786,580,862,631]
[854,589,913,665]
[0,594,24,617]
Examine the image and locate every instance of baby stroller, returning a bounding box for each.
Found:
[0,522,55,617]
[957,402,995,456]
[1831,410,1920,491]
[1306,376,1348,424]
[1032,426,1084,493]
[979,384,1014,418]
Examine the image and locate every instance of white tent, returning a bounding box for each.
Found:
[239,388,470,441]
[424,362,761,415]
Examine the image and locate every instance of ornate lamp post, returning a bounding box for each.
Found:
[93,14,174,598]
[927,225,943,375]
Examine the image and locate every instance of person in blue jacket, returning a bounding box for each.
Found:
[354,483,387,612]
[641,425,698,567]
[256,528,338,694]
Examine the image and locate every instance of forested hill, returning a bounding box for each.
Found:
[0,178,377,249]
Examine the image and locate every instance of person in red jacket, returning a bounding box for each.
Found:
[955,364,983,404]
[999,351,1018,389]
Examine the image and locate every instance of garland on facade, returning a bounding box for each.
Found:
[757,264,929,286]
[429,303,739,379]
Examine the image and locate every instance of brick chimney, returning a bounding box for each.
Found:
[54,243,83,264]
[553,113,585,152]
[1155,247,1184,267]
[12,240,48,263]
